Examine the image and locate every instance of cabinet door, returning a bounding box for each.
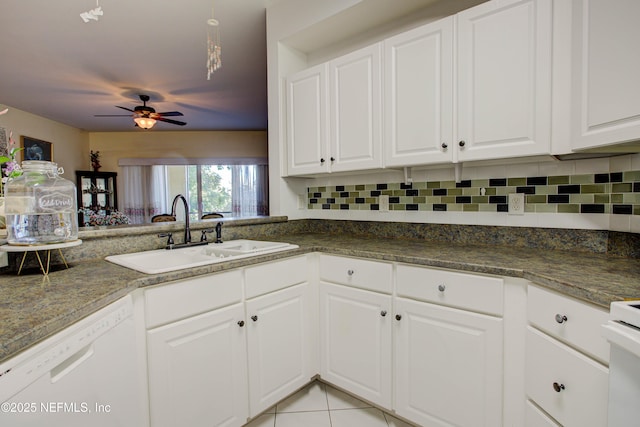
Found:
[286,63,329,175]
[571,0,640,150]
[329,43,382,172]
[384,17,454,166]
[456,0,552,161]
[319,282,392,409]
[147,303,248,427]
[395,297,503,427]
[246,283,313,416]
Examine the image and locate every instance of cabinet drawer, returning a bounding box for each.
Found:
[319,254,392,294]
[245,256,309,299]
[526,327,608,427]
[525,400,560,427]
[145,270,243,329]
[396,264,503,316]
[527,285,609,364]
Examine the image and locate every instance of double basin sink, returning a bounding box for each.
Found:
[105,239,299,274]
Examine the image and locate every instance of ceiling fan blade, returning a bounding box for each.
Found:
[157,111,184,117]
[116,105,135,112]
[157,117,187,126]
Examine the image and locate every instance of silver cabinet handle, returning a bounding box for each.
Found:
[441,142,448,149]
[320,158,325,163]
[553,382,565,392]
[438,284,446,292]
[459,140,466,147]
[251,315,258,322]
[347,269,354,276]
[555,314,568,324]
[395,314,402,321]
[381,310,387,317]
[237,320,245,327]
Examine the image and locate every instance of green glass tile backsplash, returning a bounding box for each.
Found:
[307,172,640,215]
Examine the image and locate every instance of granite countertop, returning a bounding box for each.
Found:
[2,232,640,364]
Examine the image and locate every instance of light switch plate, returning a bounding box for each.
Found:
[297,194,306,210]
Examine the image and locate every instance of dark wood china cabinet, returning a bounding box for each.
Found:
[75,170,118,226]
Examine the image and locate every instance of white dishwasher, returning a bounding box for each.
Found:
[0,295,146,426]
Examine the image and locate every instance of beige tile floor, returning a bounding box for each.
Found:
[244,380,417,427]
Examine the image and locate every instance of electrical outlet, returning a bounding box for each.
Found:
[509,193,525,215]
[379,195,390,212]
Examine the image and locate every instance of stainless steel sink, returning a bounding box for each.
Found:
[105,239,298,274]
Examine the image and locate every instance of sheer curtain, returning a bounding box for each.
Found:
[231,165,268,217]
[121,165,168,224]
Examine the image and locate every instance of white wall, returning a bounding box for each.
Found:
[0,105,89,178]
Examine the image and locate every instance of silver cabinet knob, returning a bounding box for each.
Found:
[438,284,446,292]
[555,314,568,324]
[330,157,335,162]
[347,269,354,276]
[441,142,448,149]
[237,320,245,327]
[320,158,325,164]
[251,315,258,322]
[381,310,387,317]
[395,314,402,321]
[553,382,565,393]
[459,140,466,147]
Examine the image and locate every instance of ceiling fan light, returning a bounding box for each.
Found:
[134,117,156,129]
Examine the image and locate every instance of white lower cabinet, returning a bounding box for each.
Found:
[525,285,609,427]
[525,400,561,427]
[147,302,248,427]
[394,297,503,427]
[526,327,608,427]
[318,257,505,427]
[246,283,314,416]
[138,254,610,427]
[144,256,313,427]
[319,282,392,408]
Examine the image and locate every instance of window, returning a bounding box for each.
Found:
[167,164,268,220]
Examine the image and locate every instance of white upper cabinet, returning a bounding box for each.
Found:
[384,17,454,167]
[571,0,640,150]
[456,0,553,162]
[287,63,329,175]
[287,44,382,176]
[285,0,557,173]
[330,44,383,172]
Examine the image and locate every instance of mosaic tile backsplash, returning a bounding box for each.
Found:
[307,171,640,214]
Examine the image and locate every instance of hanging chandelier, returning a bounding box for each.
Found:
[206,1,222,80]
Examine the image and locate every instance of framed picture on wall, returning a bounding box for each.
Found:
[0,128,7,158]
[21,136,53,162]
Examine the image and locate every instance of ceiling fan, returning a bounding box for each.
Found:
[95,95,187,129]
